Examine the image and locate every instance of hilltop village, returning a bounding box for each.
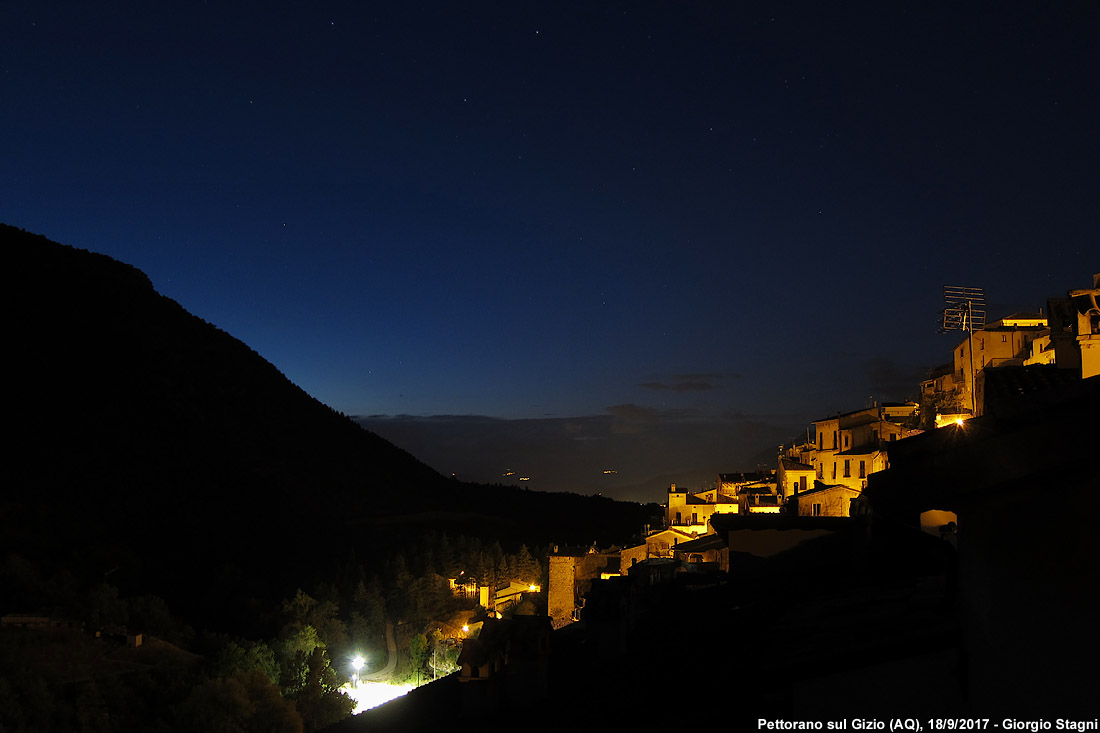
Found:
[546,273,1098,627]
[367,272,1099,729]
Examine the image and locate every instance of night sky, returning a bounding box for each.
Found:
[3,2,1097,501]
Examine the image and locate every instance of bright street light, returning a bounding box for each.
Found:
[351,655,365,685]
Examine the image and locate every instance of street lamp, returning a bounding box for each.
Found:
[352,655,365,686]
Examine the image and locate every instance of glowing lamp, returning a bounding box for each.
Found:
[351,655,365,684]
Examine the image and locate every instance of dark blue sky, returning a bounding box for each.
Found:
[4,2,1097,501]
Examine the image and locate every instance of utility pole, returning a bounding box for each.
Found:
[941,286,986,415]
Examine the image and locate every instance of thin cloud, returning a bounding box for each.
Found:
[639,371,742,393]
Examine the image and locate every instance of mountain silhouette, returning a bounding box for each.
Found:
[2,224,651,623]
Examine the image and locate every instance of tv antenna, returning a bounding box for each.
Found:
[940,286,986,414]
[941,286,986,333]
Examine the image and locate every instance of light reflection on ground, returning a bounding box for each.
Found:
[342,680,416,714]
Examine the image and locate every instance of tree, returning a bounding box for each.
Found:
[178,670,303,733]
[514,544,540,584]
[277,625,323,694]
[280,589,347,654]
[408,633,430,681]
[293,647,354,732]
[211,639,279,685]
[438,532,457,578]
[83,583,128,629]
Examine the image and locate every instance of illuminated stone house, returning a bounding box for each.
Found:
[1044,272,1100,380]
[717,470,775,495]
[921,362,966,417]
[490,581,540,615]
[950,312,1048,412]
[665,483,738,533]
[737,482,782,513]
[777,456,815,501]
[965,275,1100,416]
[793,404,917,510]
[672,532,728,571]
[790,481,862,517]
[619,527,696,573]
[547,546,621,629]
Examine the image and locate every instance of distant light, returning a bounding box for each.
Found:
[935,414,971,429]
[462,624,469,633]
[353,655,365,672]
[603,469,618,474]
[528,584,539,592]
[519,477,531,481]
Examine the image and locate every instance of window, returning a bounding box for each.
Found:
[812,503,822,517]
[675,511,681,524]
[817,464,823,479]
[859,460,866,478]
[831,462,836,480]
[691,512,698,524]
[1002,334,1007,342]
[980,338,984,349]
[799,476,807,492]
[843,459,851,478]
[844,434,849,449]
[833,430,838,449]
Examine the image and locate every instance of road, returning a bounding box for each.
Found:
[362,622,396,681]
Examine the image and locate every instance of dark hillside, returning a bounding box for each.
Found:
[2,224,650,626]
[3,225,449,605]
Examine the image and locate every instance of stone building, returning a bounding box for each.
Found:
[665,482,739,533]
[547,545,621,628]
[1045,272,1100,380]
[950,312,1049,414]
